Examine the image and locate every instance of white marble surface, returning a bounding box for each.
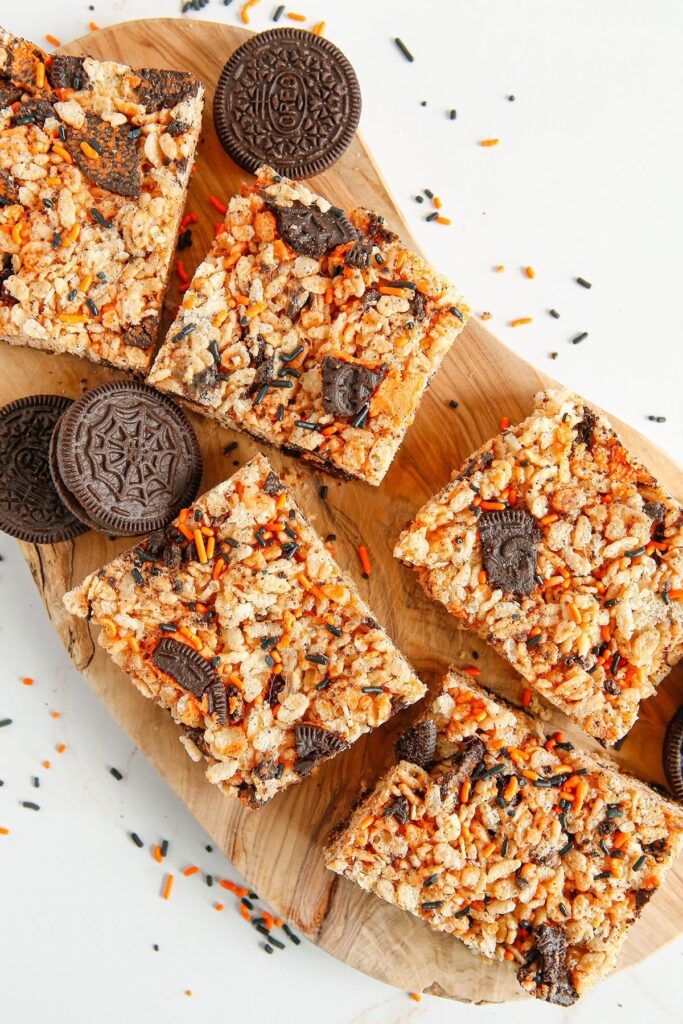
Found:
[1,1,683,1021]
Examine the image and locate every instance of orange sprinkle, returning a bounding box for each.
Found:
[0,827,9,836]
[52,143,73,164]
[80,141,100,161]
[42,760,51,770]
[212,557,226,581]
[214,902,225,912]
[240,0,261,23]
[208,194,228,214]
[56,743,66,754]
[521,689,532,708]
[176,259,189,284]
[460,779,471,803]
[359,814,374,829]
[193,529,208,564]
[509,317,532,327]
[568,604,582,624]
[494,265,505,273]
[287,12,307,20]
[524,266,535,279]
[435,216,452,225]
[668,590,683,601]
[219,879,237,891]
[503,950,515,962]
[162,874,174,900]
[240,903,251,921]
[499,416,511,430]
[64,223,81,245]
[481,311,493,320]
[409,992,422,1002]
[205,535,216,560]
[153,845,163,863]
[358,545,372,575]
[185,991,192,997]
[311,21,326,35]
[79,274,93,293]
[433,196,443,209]
[45,34,61,47]
[482,842,496,858]
[464,666,481,676]
[183,865,199,877]
[22,677,34,686]
[88,21,100,31]
[480,138,500,147]
[503,776,519,801]
[245,301,267,320]
[50,711,61,718]
[479,500,506,511]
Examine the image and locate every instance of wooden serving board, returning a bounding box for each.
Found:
[4,18,683,1004]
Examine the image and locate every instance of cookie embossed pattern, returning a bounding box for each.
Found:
[213,28,361,177]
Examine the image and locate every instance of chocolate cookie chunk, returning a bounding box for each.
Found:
[322,356,381,419]
[267,200,357,258]
[0,395,87,544]
[664,705,683,801]
[294,723,348,775]
[382,795,410,824]
[136,68,200,113]
[438,736,485,802]
[479,508,540,596]
[517,923,577,1006]
[213,28,361,177]
[395,719,437,768]
[57,381,202,536]
[0,168,19,206]
[152,638,227,725]
[48,55,88,92]
[64,112,141,198]
[122,316,159,351]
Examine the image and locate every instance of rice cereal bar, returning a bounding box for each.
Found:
[0,29,203,373]
[325,669,683,1004]
[148,165,469,484]
[64,453,425,807]
[394,388,683,744]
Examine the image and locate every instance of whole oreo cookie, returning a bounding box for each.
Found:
[213,28,361,177]
[0,395,88,544]
[56,381,202,537]
[663,705,683,802]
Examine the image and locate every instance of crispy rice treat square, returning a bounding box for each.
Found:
[394,388,683,744]
[0,30,203,373]
[148,165,469,485]
[64,453,425,807]
[325,669,683,1004]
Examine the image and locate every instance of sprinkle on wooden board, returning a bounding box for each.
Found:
[358,545,372,576]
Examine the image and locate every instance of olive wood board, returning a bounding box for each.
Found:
[3,17,682,1005]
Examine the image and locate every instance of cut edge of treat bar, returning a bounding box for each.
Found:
[324,667,683,1004]
[0,29,204,374]
[63,452,426,807]
[148,166,470,485]
[393,387,683,744]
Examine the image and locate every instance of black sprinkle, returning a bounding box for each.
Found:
[131,568,144,586]
[549,309,560,319]
[109,767,123,780]
[283,923,301,944]
[571,332,588,345]
[263,944,274,954]
[153,944,160,951]
[507,94,516,101]
[394,37,414,62]
[206,874,214,887]
[415,195,424,203]
[0,718,12,728]
[449,399,459,409]
[319,485,328,500]
[22,801,40,811]
[91,207,112,229]
[223,442,238,455]
[130,832,144,848]
[86,297,98,317]
[576,277,592,289]
[161,839,169,857]
[273,4,285,20]
[449,109,457,120]
[421,900,444,910]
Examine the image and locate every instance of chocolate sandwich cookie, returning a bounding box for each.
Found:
[213,28,361,177]
[0,395,88,544]
[48,418,101,532]
[56,381,203,536]
[664,705,683,801]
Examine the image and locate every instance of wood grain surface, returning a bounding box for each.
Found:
[4,18,682,1003]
